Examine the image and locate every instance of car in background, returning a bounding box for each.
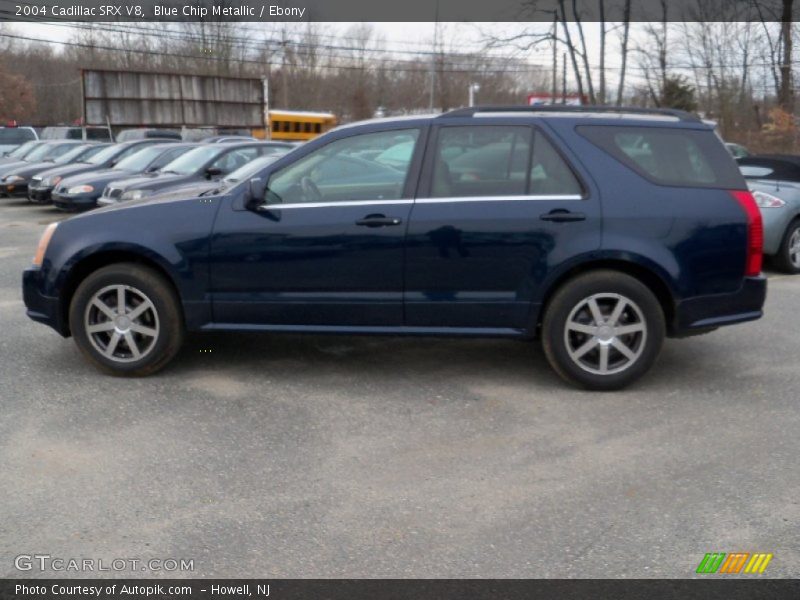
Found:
[27,144,110,204]
[739,155,800,273]
[0,141,90,181]
[48,143,197,209]
[116,128,182,142]
[101,142,293,203]
[726,142,750,159]
[99,148,291,206]
[23,106,766,389]
[0,143,103,198]
[201,135,258,143]
[0,124,38,155]
[0,140,45,166]
[32,140,178,211]
[40,125,114,142]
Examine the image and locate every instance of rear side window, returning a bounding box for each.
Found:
[0,128,36,144]
[578,125,744,188]
[431,126,582,198]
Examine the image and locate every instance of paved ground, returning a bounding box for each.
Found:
[0,198,798,579]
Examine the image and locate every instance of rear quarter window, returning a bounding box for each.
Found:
[577,125,745,189]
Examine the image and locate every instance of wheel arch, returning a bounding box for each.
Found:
[58,249,182,337]
[536,258,678,335]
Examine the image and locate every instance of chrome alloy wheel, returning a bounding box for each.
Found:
[83,284,160,363]
[789,228,800,269]
[563,293,647,376]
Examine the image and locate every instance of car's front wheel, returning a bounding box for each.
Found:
[69,263,184,376]
[774,219,800,274]
[542,271,665,391]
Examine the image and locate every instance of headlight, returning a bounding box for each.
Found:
[753,190,786,208]
[121,189,151,201]
[4,174,24,183]
[41,175,62,187]
[66,185,95,195]
[33,223,58,267]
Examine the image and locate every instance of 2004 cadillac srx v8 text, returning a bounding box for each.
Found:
[23,106,767,390]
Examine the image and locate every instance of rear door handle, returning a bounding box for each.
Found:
[540,209,586,223]
[356,214,403,227]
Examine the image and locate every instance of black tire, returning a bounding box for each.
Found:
[542,270,666,391]
[773,219,800,274]
[68,263,184,376]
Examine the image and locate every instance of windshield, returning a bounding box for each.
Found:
[113,146,165,171]
[161,145,224,175]
[25,143,69,162]
[86,144,124,165]
[53,144,93,164]
[223,153,285,184]
[7,141,39,158]
[0,128,37,144]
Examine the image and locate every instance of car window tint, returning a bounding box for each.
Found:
[267,129,420,204]
[0,128,37,144]
[578,125,744,188]
[431,126,530,198]
[211,147,259,173]
[529,131,583,195]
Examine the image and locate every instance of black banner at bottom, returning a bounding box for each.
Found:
[2,579,800,600]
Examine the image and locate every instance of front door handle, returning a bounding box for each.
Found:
[540,209,586,223]
[356,214,403,227]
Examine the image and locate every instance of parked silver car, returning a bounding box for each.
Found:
[739,155,800,273]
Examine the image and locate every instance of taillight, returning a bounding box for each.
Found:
[729,190,763,276]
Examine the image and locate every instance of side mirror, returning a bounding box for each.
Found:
[247,177,267,207]
[206,166,223,179]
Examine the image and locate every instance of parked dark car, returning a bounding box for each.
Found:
[23,106,766,390]
[30,140,178,210]
[116,128,182,142]
[0,140,45,165]
[0,143,103,198]
[44,143,197,209]
[0,141,89,183]
[98,149,290,206]
[100,142,293,204]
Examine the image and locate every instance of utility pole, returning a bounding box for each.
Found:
[428,0,439,111]
[551,12,558,103]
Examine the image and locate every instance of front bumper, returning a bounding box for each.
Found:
[0,182,27,196]
[672,276,767,335]
[52,191,99,210]
[22,267,68,336]
[761,207,795,256]
[27,185,54,204]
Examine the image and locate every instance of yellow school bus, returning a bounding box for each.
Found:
[258,110,337,142]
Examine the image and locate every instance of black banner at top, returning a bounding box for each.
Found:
[3,579,800,600]
[1,0,798,22]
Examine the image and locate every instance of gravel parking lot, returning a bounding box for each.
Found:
[1,198,798,578]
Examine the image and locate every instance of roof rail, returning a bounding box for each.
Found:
[439,105,701,122]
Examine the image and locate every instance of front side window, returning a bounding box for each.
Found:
[211,147,260,174]
[431,126,582,198]
[267,129,420,204]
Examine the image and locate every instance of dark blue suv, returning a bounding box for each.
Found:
[23,107,766,389]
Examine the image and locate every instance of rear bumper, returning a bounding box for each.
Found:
[672,276,767,335]
[22,267,68,336]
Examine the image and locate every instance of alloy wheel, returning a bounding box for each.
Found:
[83,284,160,363]
[563,293,647,376]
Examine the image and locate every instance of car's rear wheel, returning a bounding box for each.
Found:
[542,271,665,391]
[774,220,800,274]
[69,263,184,376]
